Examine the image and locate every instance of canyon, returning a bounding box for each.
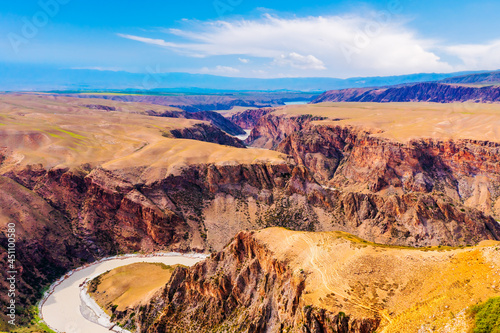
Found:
[131,228,500,333]
[1,95,500,332]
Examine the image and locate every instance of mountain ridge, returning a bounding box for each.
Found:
[0,64,485,92]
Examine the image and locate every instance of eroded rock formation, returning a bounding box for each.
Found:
[137,231,380,333]
[312,82,500,104]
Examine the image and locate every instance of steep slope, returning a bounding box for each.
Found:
[312,82,500,103]
[244,104,500,245]
[0,95,292,327]
[132,228,500,333]
[0,175,95,328]
[146,109,245,136]
[168,123,245,147]
[225,108,277,129]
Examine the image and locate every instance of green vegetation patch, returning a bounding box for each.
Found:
[55,128,88,140]
[471,297,500,333]
[7,306,56,333]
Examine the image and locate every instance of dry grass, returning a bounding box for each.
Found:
[255,227,500,332]
[0,94,286,175]
[89,262,177,313]
[274,102,500,143]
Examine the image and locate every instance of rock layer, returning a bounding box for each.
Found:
[312,82,500,104]
[139,231,380,333]
[147,109,245,136]
[169,123,245,148]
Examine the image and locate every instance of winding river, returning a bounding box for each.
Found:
[40,253,206,333]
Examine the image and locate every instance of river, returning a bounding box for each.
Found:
[40,253,205,333]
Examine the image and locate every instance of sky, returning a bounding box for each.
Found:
[1,0,500,78]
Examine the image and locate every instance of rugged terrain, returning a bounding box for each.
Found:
[0,94,289,329]
[61,92,317,112]
[312,82,500,104]
[119,228,500,332]
[145,109,245,136]
[2,95,500,330]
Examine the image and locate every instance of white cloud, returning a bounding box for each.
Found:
[117,33,176,48]
[445,40,500,70]
[238,57,250,63]
[117,14,457,77]
[200,65,240,75]
[273,52,326,70]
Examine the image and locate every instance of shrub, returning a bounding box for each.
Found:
[471,297,500,333]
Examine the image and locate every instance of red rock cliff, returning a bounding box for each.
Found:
[139,231,380,333]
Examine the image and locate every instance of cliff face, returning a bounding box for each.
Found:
[245,114,500,246]
[83,104,117,111]
[147,110,245,136]
[246,114,327,149]
[169,123,245,148]
[312,82,500,103]
[226,108,276,129]
[0,156,301,326]
[136,227,500,333]
[0,175,95,327]
[138,231,379,333]
[4,160,301,254]
[277,123,500,194]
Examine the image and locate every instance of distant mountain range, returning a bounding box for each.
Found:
[440,71,500,85]
[0,63,489,92]
[313,71,500,104]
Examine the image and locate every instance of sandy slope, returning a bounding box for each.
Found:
[255,228,500,332]
[0,94,285,174]
[276,102,500,143]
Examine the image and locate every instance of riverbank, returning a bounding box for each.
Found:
[39,252,207,333]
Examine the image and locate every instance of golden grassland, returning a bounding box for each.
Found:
[0,94,286,175]
[89,263,178,313]
[256,227,500,333]
[274,102,500,143]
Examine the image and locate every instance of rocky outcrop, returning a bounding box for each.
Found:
[226,108,276,129]
[0,158,299,326]
[246,114,328,149]
[312,82,500,103]
[147,109,245,136]
[246,114,500,245]
[136,231,379,333]
[82,104,116,111]
[169,123,245,148]
[3,157,302,253]
[277,123,500,201]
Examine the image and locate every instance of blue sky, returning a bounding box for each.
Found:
[1,0,500,78]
